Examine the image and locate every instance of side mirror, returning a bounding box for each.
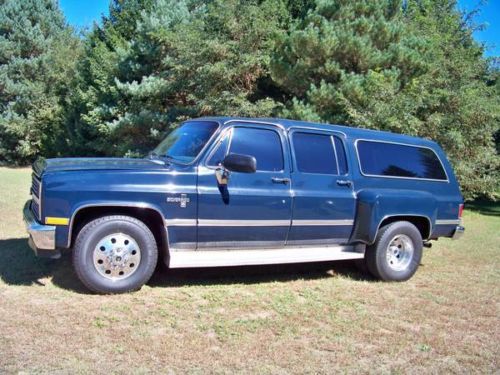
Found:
[222,153,257,174]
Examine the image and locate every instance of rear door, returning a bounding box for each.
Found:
[287,129,356,245]
[196,123,293,249]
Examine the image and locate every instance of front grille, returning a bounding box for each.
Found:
[31,173,41,221]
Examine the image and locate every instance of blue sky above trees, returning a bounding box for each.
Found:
[59,0,500,57]
[456,0,499,57]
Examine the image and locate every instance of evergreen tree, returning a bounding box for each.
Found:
[401,0,499,199]
[271,0,499,199]
[69,0,290,157]
[0,0,81,164]
[3,0,494,199]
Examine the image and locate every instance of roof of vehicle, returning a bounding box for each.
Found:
[194,116,440,148]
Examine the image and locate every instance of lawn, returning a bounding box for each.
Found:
[0,167,498,373]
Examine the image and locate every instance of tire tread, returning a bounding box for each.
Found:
[365,220,423,281]
[73,215,158,294]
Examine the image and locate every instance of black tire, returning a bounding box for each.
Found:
[73,215,158,294]
[365,221,423,281]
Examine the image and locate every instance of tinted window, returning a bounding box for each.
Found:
[334,137,348,175]
[293,132,338,174]
[207,130,230,166]
[357,141,447,180]
[229,127,283,172]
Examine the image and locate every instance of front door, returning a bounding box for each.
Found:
[287,129,356,245]
[197,123,292,249]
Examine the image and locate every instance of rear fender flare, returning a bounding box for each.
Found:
[350,189,436,244]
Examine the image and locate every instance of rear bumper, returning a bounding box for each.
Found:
[452,225,465,240]
[23,200,60,258]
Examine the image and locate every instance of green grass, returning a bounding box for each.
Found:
[0,167,499,373]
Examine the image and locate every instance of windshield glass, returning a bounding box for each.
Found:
[152,121,219,163]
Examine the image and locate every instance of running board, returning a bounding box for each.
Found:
[168,245,365,268]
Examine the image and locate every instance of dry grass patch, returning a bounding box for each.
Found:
[0,167,498,373]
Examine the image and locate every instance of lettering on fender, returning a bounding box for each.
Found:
[167,193,190,208]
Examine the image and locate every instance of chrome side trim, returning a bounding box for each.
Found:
[292,219,354,226]
[164,219,355,227]
[23,200,56,250]
[435,219,461,225]
[353,138,450,183]
[198,219,291,227]
[165,219,197,226]
[168,244,365,268]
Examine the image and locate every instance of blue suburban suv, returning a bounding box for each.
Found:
[23,117,464,293]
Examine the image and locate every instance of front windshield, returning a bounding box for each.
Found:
[152,121,219,163]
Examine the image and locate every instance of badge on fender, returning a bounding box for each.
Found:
[167,193,190,208]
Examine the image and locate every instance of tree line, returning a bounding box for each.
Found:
[0,0,498,200]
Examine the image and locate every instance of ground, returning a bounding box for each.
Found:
[0,167,498,374]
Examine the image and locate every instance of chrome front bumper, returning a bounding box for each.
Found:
[23,200,57,252]
[452,225,465,240]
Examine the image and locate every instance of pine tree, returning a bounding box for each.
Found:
[271,0,427,124]
[69,0,290,156]
[271,0,499,199]
[0,0,81,164]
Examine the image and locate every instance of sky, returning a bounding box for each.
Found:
[59,0,499,57]
[457,0,500,57]
[59,0,109,30]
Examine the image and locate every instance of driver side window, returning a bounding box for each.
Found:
[208,127,284,172]
[207,130,231,167]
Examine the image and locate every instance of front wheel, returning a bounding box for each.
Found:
[365,221,423,281]
[73,215,158,294]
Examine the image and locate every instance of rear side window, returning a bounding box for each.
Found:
[292,132,347,175]
[357,140,447,181]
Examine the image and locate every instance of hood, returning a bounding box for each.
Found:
[33,157,166,176]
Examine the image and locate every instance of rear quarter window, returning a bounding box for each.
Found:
[357,140,447,181]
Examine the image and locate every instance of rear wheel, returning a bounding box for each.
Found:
[365,221,423,281]
[73,215,158,294]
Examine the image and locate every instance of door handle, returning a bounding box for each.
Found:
[337,179,352,187]
[271,177,291,185]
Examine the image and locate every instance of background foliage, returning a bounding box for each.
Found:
[0,0,498,199]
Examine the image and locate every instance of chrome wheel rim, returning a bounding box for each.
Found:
[386,234,414,272]
[93,233,141,280]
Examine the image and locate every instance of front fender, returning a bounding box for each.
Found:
[350,189,437,244]
[54,200,167,249]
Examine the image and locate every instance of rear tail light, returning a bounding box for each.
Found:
[458,204,464,219]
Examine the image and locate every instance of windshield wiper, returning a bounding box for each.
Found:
[164,154,178,162]
[147,152,166,165]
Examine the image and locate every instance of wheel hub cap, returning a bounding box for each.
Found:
[93,233,141,280]
[386,234,414,272]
